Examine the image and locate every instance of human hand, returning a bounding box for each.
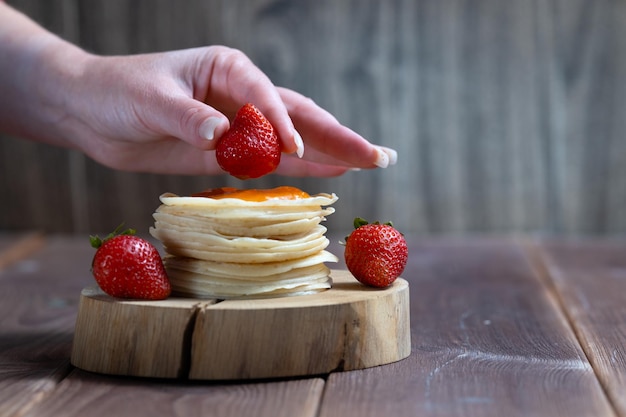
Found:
[55,46,397,176]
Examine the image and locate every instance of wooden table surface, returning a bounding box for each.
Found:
[2,232,626,417]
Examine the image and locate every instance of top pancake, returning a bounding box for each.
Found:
[158,192,338,208]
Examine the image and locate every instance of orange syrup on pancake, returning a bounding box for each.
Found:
[192,186,310,202]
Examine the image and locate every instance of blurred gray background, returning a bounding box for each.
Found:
[2,0,626,236]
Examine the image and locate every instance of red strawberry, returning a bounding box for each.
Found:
[344,218,408,288]
[216,103,282,180]
[90,226,171,300]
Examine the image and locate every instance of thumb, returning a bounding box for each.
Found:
[154,96,230,150]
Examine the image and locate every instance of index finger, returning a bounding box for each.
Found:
[277,88,396,168]
[204,47,301,155]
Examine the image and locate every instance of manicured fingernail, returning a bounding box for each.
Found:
[294,129,304,158]
[374,147,389,168]
[379,146,398,165]
[199,117,224,141]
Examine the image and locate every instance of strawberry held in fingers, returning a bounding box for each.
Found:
[90,226,171,300]
[344,218,408,288]
[216,103,282,180]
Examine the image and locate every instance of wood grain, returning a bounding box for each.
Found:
[71,288,210,379]
[2,0,626,235]
[71,271,410,380]
[191,271,409,379]
[537,239,626,417]
[20,370,325,417]
[0,237,93,417]
[318,238,615,417]
[3,235,626,417]
[1,236,331,417]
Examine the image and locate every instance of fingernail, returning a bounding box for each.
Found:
[379,146,398,165]
[293,129,305,158]
[294,129,305,158]
[374,147,389,168]
[199,117,224,141]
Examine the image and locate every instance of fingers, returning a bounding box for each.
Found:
[277,87,398,169]
[130,47,296,155]
[150,94,230,151]
[203,47,302,156]
[103,135,351,177]
[376,145,398,166]
[134,47,395,176]
[274,154,353,177]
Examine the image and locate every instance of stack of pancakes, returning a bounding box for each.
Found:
[149,188,338,299]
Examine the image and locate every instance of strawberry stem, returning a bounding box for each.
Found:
[353,217,369,229]
[345,217,397,243]
[89,223,136,249]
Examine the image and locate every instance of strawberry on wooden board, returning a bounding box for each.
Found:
[215,103,282,180]
[90,226,171,300]
[344,218,408,288]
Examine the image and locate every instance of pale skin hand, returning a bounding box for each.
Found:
[0,2,397,177]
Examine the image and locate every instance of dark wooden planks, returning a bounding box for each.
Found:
[538,239,626,417]
[2,235,624,416]
[0,237,92,417]
[318,238,614,417]
[21,370,324,417]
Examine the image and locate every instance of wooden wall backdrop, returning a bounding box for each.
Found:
[2,0,626,236]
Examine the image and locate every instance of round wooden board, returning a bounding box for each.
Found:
[71,270,411,380]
